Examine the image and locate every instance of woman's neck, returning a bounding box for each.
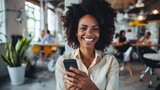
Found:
[79,47,95,68]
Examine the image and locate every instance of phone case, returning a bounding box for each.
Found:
[63,59,78,71]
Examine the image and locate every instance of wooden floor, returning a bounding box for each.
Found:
[0,60,160,90]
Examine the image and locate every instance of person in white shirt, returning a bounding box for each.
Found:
[55,0,119,90]
[137,32,157,63]
[125,29,136,42]
[137,31,152,44]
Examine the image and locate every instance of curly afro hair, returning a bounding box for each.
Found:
[62,0,116,51]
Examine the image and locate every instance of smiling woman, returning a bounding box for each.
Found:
[77,14,100,52]
[55,0,119,90]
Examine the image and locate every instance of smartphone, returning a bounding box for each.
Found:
[63,59,78,71]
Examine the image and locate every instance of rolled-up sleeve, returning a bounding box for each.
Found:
[55,56,65,90]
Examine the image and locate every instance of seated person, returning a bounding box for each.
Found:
[42,30,55,44]
[112,33,119,44]
[40,30,56,59]
[38,30,45,42]
[137,31,152,44]
[137,31,157,63]
[116,30,130,53]
[114,30,130,63]
[125,29,137,42]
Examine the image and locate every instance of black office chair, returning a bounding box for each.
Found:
[139,47,160,88]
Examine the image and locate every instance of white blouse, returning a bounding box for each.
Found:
[55,48,119,90]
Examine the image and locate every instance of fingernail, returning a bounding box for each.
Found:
[64,75,67,78]
[70,66,73,69]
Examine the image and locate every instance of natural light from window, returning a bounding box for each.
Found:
[25,1,40,42]
[0,0,6,43]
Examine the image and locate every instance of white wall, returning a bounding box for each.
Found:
[6,0,27,42]
[0,44,8,77]
[0,0,26,77]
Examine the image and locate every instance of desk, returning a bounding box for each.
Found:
[30,42,65,47]
[112,43,160,47]
[143,53,160,61]
[30,42,65,55]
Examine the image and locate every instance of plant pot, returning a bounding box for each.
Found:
[7,66,25,85]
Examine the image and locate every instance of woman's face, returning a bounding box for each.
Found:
[77,14,100,49]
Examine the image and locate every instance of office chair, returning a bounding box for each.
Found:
[139,47,160,88]
[119,47,133,76]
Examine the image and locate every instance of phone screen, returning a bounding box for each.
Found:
[63,59,78,71]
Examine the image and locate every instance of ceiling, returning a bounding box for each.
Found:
[107,0,158,13]
[34,0,159,14]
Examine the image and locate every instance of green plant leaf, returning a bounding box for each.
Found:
[1,38,32,67]
[20,39,32,58]
[16,38,27,56]
[1,55,13,67]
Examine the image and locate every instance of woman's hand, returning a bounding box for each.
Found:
[123,41,127,44]
[64,67,98,90]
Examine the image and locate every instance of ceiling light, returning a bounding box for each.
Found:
[146,9,160,22]
[135,0,144,8]
[136,10,146,21]
[151,9,159,14]
[124,13,129,19]
[137,15,145,21]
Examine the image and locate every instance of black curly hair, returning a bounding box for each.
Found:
[62,0,116,51]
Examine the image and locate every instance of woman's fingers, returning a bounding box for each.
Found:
[69,67,87,77]
[64,79,78,90]
[64,76,80,90]
[64,74,78,83]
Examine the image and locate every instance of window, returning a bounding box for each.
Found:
[0,0,6,43]
[25,1,40,41]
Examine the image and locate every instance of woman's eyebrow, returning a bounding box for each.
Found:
[92,25,99,27]
[81,24,99,27]
[81,24,87,27]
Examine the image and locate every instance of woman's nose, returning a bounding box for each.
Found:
[86,28,92,34]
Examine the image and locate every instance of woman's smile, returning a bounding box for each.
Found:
[77,14,100,49]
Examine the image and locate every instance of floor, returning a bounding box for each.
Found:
[0,61,160,90]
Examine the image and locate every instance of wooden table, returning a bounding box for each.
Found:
[30,42,65,54]
[112,43,160,47]
[30,42,65,47]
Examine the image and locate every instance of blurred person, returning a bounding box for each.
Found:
[137,31,157,64]
[137,31,152,44]
[42,30,55,44]
[112,33,119,43]
[125,29,136,42]
[38,30,45,42]
[116,30,130,53]
[55,0,119,90]
[115,30,131,69]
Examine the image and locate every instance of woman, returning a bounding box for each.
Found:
[116,30,130,53]
[55,0,119,90]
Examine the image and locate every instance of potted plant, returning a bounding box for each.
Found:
[0,38,32,85]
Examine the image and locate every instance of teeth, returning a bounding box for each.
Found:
[84,38,93,42]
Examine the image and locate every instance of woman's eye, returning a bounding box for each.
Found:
[93,28,99,31]
[80,27,87,30]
